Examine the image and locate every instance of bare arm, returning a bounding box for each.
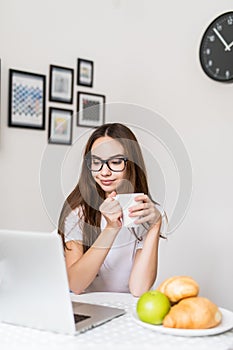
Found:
[65,226,120,294]
[129,218,161,297]
[127,194,162,297]
[65,191,122,294]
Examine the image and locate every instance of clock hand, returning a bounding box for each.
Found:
[226,41,233,50]
[213,28,231,51]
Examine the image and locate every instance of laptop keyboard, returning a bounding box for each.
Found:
[74,313,91,324]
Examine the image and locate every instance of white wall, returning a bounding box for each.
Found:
[1,0,233,310]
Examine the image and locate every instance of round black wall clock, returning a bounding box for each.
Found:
[199,12,233,82]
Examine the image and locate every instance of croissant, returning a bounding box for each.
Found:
[163,297,222,329]
[157,276,199,303]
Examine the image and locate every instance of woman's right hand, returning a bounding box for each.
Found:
[99,191,122,229]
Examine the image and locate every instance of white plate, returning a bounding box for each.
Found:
[132,308,233,337]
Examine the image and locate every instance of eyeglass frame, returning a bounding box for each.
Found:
[85,155,128,172]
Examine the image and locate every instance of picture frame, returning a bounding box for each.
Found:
[77,91,105,128]
[77,58,94,87]
[8,69,46,130]
[49,65,74,104]
[48,107,73,145]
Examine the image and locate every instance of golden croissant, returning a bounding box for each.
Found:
[157,276,199,303]
[163,296,222,329]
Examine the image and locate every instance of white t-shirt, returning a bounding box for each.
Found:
[64,205,166,293]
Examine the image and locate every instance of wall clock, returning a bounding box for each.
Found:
[199,12,233,82]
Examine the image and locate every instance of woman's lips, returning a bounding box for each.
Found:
[100,180,114,186]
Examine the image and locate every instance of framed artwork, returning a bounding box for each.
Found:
[48,107,73,145]
[77,91,105,128]
[8,69,46,130]
[77,58,94,87]
[49,65,74,104]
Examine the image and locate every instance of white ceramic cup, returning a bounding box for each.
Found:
[114,193,144,227]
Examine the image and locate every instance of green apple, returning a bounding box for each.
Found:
[136,290,171,325]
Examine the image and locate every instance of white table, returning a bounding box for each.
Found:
[1,292,233,350]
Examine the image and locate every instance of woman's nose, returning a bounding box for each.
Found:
[100,163,111,175]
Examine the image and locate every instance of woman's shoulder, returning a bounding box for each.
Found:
[66,206,83,222]
[64,206,84,242]
[154,202,166,217]
[154,202,168,237]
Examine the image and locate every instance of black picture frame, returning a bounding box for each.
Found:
[48,107,73,145]
[77,58,94,87]
[77,91,105,128]
[8,69,46,130]
[49,65,74,104]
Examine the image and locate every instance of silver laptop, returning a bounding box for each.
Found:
[0,229,125,335]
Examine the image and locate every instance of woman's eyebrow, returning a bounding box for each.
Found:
[91,154,125,159]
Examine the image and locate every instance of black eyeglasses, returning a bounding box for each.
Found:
[86,156,128,172]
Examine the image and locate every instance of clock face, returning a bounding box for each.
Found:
[199,12,233,82]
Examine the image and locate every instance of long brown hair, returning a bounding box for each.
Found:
[58,123,152,252]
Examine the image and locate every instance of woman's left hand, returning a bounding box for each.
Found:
[129,194,161,229]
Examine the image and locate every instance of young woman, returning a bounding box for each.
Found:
[58,123,166,297]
